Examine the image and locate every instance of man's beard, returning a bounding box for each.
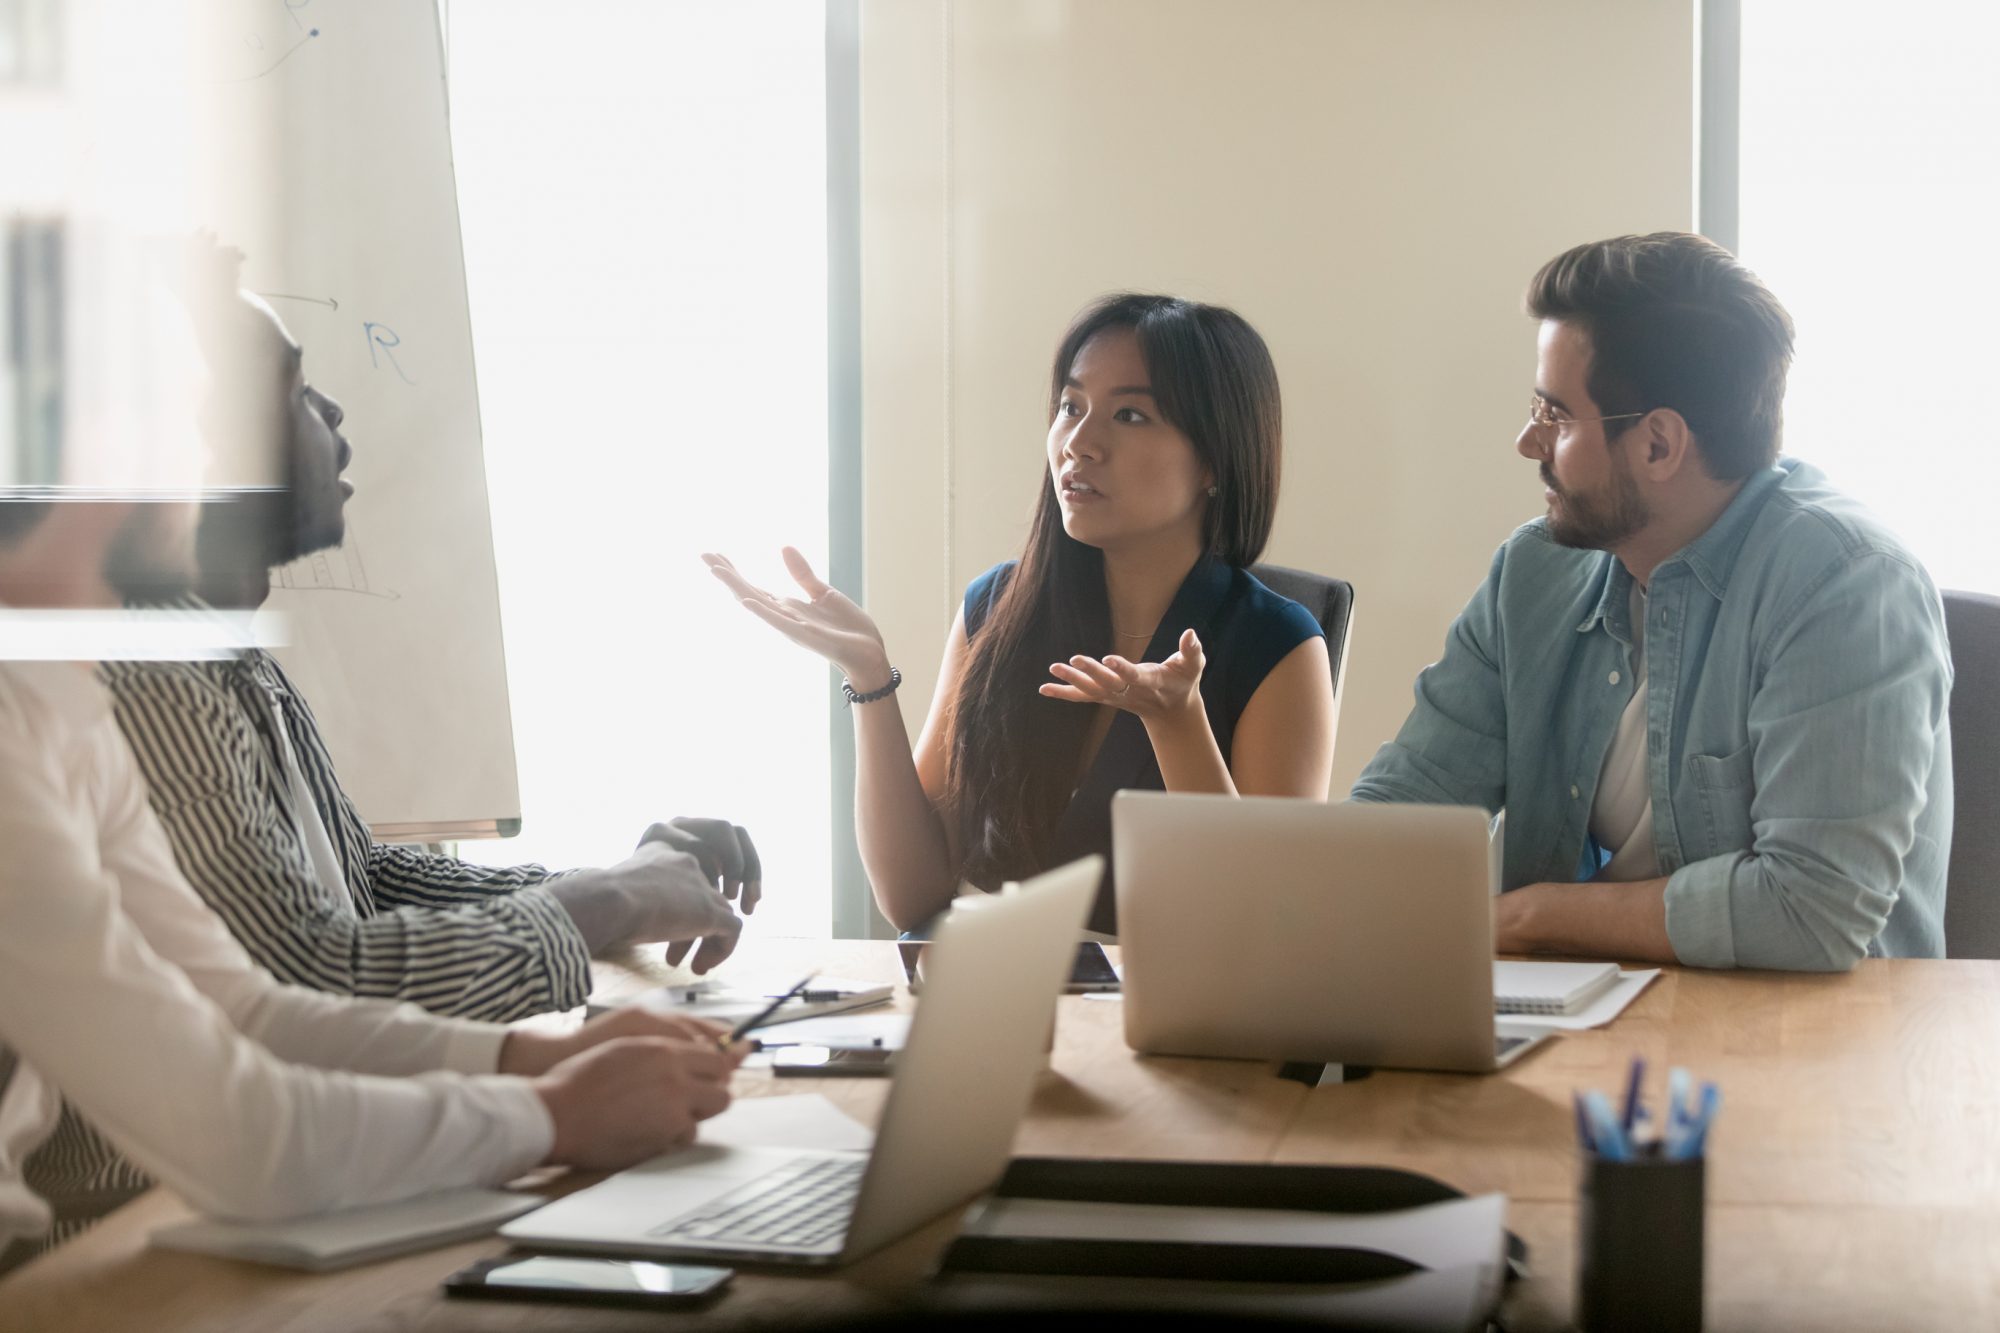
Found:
[199,488,341,581]
[103,504,196,601]
[1543,448,1648,551]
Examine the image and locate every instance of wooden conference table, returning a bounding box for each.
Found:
[3,943,1998,1332]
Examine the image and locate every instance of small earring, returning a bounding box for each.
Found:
[1207,486,1219,497]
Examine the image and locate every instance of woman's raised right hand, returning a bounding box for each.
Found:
[703,548,893,686]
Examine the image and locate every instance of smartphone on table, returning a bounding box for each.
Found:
[770,1045,897,1077]
[444,1254,732,1309]
[1066,940,1120,992]
[898,939,1118,994]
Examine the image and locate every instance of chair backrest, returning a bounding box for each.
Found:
[1943,589,2000,959]
[1249,562,1355,702]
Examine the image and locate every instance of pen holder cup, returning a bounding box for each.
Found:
[1577,1152,1705,1333]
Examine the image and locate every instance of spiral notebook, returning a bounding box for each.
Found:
[1492,961,1621,1016]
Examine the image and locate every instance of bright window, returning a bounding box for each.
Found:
[447,1,833,937]
[1737,0,2000,594]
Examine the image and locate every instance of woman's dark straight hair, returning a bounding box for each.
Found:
[941,293,1283,889]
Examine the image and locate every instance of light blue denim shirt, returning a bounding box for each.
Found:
[1353,458,1952,971]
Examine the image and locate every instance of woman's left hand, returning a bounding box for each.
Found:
[1040,628,1207,724]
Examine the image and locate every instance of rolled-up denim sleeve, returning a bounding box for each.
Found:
[1664,551,1952,971]
[1351,545,1509,813]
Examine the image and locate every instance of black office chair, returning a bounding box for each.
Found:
[1248,562,1356,703]
[1943,589,2000,959]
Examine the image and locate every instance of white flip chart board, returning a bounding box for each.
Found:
[209,0,517,838]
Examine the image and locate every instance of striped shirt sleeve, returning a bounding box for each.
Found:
[369,839,569,906]
[262,652,579,910]
[103,659,592,1022]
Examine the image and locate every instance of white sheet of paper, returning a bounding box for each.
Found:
[751,1012,913,1050]
[621,976,894,1029]
[964,1192,1506,1275]
[1508,968,1659,1031]
[696,1093,875,1152]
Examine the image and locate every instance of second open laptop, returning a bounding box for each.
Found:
[501,855,1100,1266]
[1113,794,1552,1073]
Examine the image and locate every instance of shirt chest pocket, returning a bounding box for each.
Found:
[1682,741,1756,852]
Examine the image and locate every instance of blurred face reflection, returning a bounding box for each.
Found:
[257,297,353,563]
[102,500,200,599]
[198,297,352,579]
[287,373,352,562]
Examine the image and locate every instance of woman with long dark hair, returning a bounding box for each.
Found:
[706,294,1336,934]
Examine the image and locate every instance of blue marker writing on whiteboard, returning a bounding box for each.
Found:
[363,322,416,384]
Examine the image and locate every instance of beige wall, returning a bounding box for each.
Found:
[860,0,1694,790]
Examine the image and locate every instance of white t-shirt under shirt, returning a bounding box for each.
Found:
[1589,583,1662,881]
[0,658,552,1252]
[264,687,349,901]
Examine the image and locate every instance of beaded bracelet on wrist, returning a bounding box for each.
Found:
[841,666,902,706]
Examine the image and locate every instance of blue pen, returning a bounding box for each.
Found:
[1584,1090,1629,1162]
[1685,1083,1722,1158]
[1664,1067,1695,1158]
[1620,1055,1646,1136]
[1629,1105,1659,1157]
[1574,1092,1595,1153]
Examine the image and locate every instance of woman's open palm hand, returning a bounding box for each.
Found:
[1041,628,1207,723]
[703,548,890,683]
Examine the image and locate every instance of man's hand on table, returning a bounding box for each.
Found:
[1493,876,1677,963]
[547,816,763,970]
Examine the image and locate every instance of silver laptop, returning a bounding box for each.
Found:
[1113,794,1551,1073]
[502,856,1100,1266]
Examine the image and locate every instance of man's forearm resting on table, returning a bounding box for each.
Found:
[1494,877,1675,964]
[1498,852,1896,971]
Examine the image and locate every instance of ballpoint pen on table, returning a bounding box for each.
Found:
[719,973,818,1050]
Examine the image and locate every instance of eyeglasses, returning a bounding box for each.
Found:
[1526,395,1650,434]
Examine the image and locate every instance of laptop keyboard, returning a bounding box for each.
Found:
[648,1155,863,1250]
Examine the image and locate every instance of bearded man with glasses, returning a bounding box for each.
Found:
[1352,232,1952,971]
